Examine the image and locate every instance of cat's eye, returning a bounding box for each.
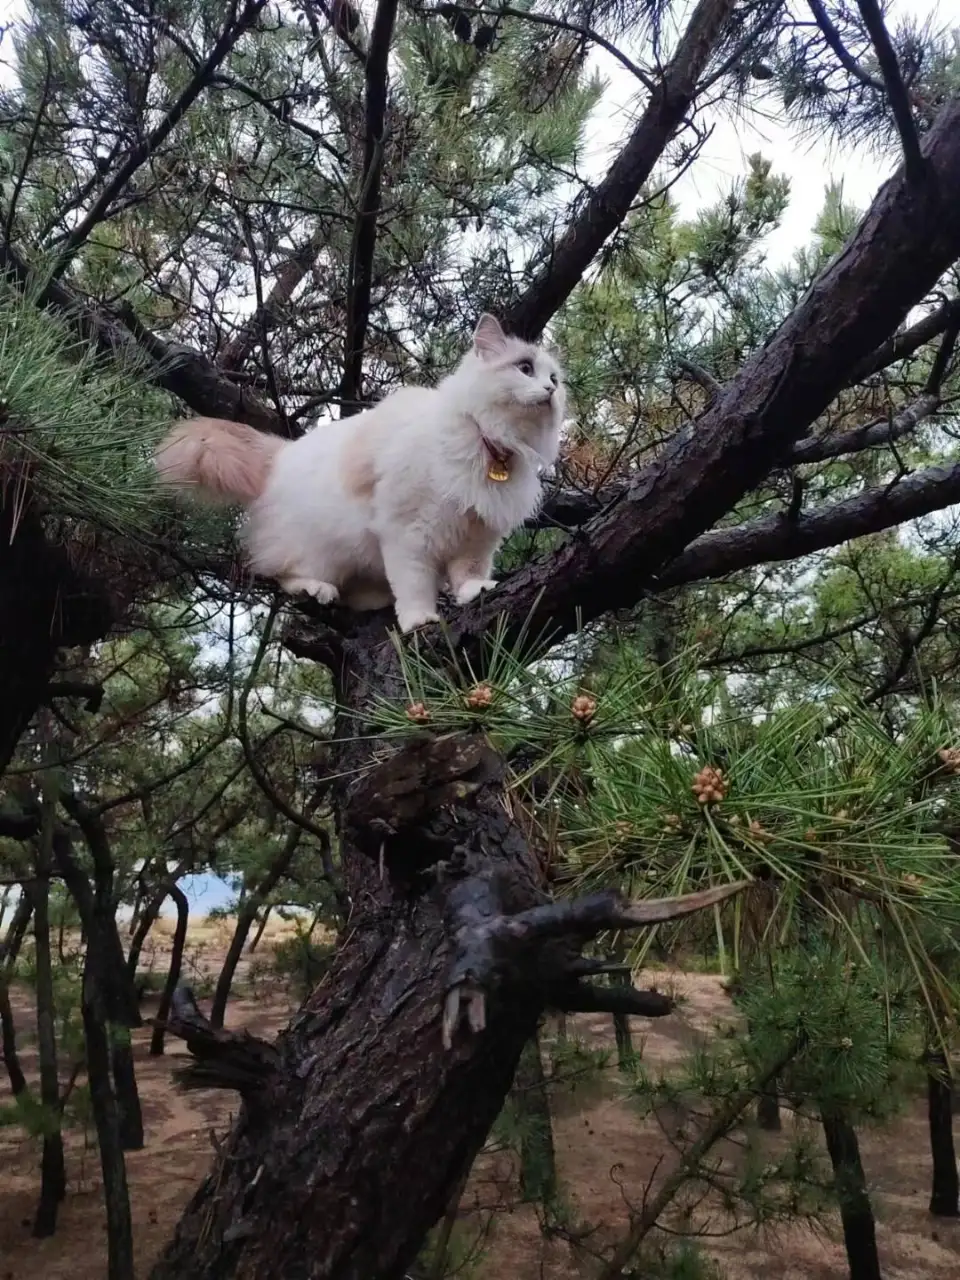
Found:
[516,359,535,377]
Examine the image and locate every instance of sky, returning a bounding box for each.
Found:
[1,0,957,912]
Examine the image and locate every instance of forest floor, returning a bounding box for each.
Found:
[1,914,959,1279]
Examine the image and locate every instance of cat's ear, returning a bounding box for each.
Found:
[473,313,508,361]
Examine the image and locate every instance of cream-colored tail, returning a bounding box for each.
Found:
[154,417,284,505]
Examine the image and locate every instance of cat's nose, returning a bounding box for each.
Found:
[543,384,555,397]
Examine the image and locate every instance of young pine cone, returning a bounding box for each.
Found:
[571,693,597,723]
[692,764,727,806]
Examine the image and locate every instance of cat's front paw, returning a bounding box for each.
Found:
[396,608,440,634]
[280,577,340,605]
[455,578,498,605]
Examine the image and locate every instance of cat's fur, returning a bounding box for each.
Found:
[154,314,565,632]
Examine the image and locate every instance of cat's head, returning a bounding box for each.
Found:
[453,313,565,465]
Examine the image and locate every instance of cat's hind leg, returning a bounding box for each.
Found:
[278,575,340,605]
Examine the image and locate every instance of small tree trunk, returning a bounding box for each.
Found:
[514,1032,557,1205]
[926,1048,959,1217]
[249,905,272,953]
[820,1106,882,1280]
[0,972,27,1096]
[30,879,66,1238]
[210,903,257,1028]
[0,893,30,1097]
[151,884,189,1056]
[211,827,302,1027]
[126,886,167,979]
[110,1030,145,1151]
[82,964,135,1280]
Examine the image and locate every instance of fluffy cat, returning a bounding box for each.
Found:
[154,314,565,632]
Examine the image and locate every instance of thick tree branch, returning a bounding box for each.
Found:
[51,0,270,278]
[442,880,747,1047]
[547,981,674,1017]
[658,459,960,588]
[503,0,737,340]
[847,296,960,384]
[163,986,280,1098]
[0,238,290,435]
[790,391,940,465]
[448,94,960,653]
[340,0,399,414]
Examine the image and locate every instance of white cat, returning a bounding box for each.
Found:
[154,314,565,632]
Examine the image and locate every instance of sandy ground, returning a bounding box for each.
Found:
[0,915,958,1279]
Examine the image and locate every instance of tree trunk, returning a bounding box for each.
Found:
[82,960,135,1280]
[515,1031,558,1205]
[926,1048,960,1217]
[53,824,145,1150]
[0,969,27,1096]
[820,1106,882,1280]
[210,902,258,1028]
[151,884,189,1056]
[210,827,301,1028]
[249,905,272,953]
[126,885,168,980]
[149,604,747,1280]
[111,1030,145,1151]
[29,878,66,1238]
[151,767,544,1279]
[0,893,31,1097]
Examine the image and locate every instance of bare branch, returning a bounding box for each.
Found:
[790,391,940,465]
[0,237,290,436]
[50,0,271,278]
[441,881,747,1047]
[658,460,960,589]
[340,0,399,414]
[848,297,960,384]
[500,881,749,944]
[807,0,882,92]
[503,0,737,340]
[855,0,926,185]
[547,981,674,1017]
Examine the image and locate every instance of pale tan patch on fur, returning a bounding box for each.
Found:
[154,417,282,504]
[340,431,377,500]
[447,512,500,593]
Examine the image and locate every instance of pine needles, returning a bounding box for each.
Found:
[0,280,174,537]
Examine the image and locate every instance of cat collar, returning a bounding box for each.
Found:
[481,436,513,483]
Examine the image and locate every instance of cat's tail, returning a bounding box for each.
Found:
[154,417,284,505]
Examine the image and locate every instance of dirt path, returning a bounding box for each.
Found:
[0,927,957,1279]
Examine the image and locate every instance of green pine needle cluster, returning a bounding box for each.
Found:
[0,281,174,535]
